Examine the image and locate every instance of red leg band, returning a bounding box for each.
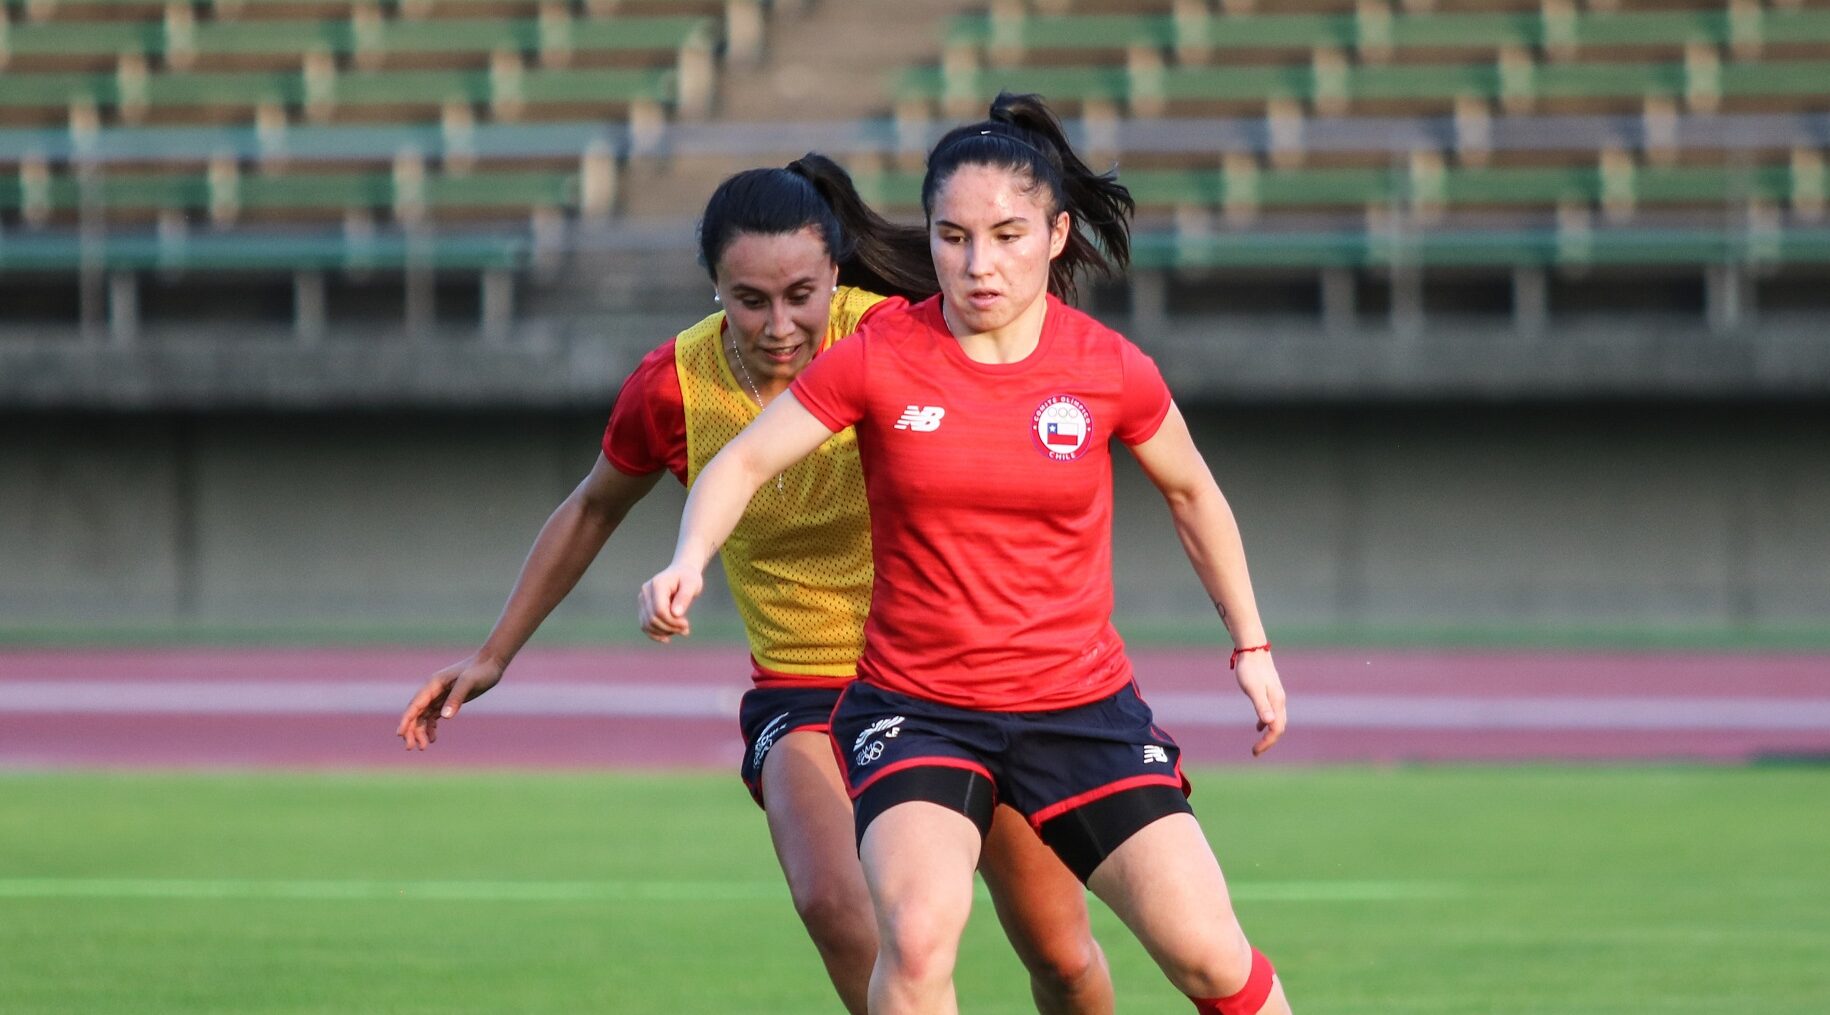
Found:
[1191,947,1275,1015]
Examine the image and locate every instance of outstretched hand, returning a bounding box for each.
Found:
[640,565,704,643]
[1234,652,1287,757]
[396,654,505,750]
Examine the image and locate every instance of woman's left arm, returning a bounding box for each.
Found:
[1129,401,1287,756]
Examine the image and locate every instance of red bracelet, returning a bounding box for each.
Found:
[1229,642,1271,669]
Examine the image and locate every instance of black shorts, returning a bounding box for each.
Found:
[829,680,1194,882]
[737,684,846,808]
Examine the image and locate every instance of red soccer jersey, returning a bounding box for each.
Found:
[601,339,690,483]
[790,294,1173,711]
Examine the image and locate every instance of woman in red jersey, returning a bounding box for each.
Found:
[398,156,1118,1015]
[643,96,1293,1015]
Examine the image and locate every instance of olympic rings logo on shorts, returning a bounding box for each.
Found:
[855,740,886,766]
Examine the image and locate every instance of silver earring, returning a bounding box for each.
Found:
[713,291,721,302]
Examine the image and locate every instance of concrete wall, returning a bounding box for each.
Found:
[3,403,1826,633]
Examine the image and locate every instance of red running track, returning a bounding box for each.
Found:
[2,646,1826,770]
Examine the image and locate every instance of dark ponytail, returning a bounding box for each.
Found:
[698,155,937,303]
[787,154,939,302]
[921,92,1134,305]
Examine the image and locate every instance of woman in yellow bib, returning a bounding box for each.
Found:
[396,156,1115,1014]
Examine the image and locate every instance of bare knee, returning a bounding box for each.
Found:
[1161,930,1256,1000]
[1022,931,1105,995]
[876,904,963,987]
[791,881,876,961]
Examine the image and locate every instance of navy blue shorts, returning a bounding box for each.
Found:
[830,680,1193,882]
[737,684,846,808]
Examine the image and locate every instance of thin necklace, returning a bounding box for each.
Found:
[728,338,784,492]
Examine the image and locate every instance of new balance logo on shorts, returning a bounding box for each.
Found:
[894,406,945,431]
[1142,745,1170,765]
[852,716,905,751]
[852,715,905,767]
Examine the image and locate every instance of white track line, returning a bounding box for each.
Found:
[0,877,1463,903]
[5,681,1830,731]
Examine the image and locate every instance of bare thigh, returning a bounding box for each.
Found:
[1087,813,1253,999]
[759,729,866,903]
[979,806,1097,962]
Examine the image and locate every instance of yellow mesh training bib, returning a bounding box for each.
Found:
[678,286,884,678]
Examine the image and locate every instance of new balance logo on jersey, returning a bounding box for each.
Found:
[894,406,946,431]
[1142,745,1170,765]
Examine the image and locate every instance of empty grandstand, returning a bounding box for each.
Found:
[3,0,1826,636]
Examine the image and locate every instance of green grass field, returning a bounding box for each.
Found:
[6,617,1830,651]
[3,766,1826,1013]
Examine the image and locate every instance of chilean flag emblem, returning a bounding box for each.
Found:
[1031,395,1093,462]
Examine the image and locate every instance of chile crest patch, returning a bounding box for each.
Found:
[1032,395,1093,462]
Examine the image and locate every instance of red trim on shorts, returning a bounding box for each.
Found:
[745,722,835,811]
[825,681,856,787]
[749,658,857,689]
[1026,773,1190,831]
[847,757,996,801]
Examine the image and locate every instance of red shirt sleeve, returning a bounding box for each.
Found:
[790,327,871,433]
[601,340,688,483]
[855,294,906,328]
[1113,338,1174,446]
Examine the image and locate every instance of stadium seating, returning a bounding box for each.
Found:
[944,7,1830,65]
[0,0,725,286]
[0,166,581,220]
[914,4,1830,120]
[884,0,1830,280]
[4,0,1828,321]
[857,160,1808,210]
[0,227,526,271]
[900,56,1830,118]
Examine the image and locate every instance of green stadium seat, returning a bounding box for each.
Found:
[1761,9,1830,47]
[1632,164,1792,204]
[898,53,1830,119]
[514,67,676,105]
[237,172,394,212]
[561,15,717,60]
[1129,226,1830,270]
[141,70,305,110]
[0,14,711,66]
[854,158,1809,218]
[1562,11,1723,52]
[1,21,161,68]
[935,8,1830,67]
[0,71,119,111]
[182,20,351,66]
[0,63,677,125]
[2,166,581,218]
[1720,61,1830,102]
[420,169,578,210]
[1184,13,1355,54]
[947,12,1174,58]
[1382,12,1540,51]
[1436,166,1597,206]
[1523,61,1688,108]
[323,69,491,108]
[1250,165,1393,206]
[0,229,529,272]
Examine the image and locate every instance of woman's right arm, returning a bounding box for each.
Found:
[398,453,661,748]
[640,392,836,641]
